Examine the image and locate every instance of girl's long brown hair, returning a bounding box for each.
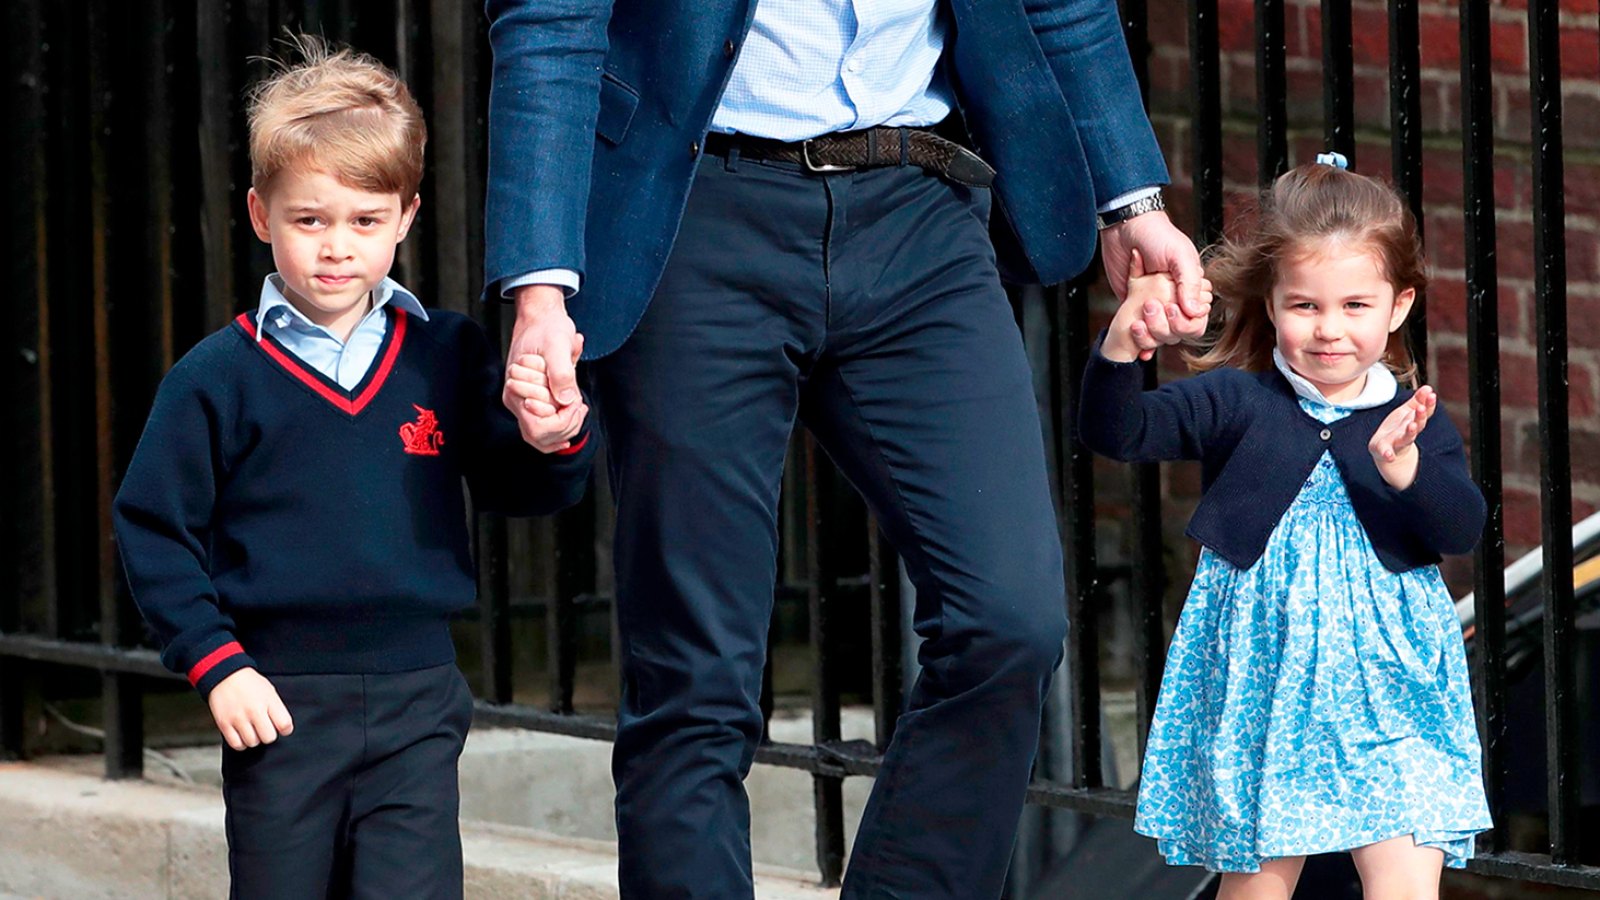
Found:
[1185,163,1427,386]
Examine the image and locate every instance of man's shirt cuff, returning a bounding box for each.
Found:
[1097,186,1163,215]
[502,268,581,299]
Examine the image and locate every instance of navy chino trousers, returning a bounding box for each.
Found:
[594,148,1069,900]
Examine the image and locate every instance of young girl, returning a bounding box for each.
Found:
[1080,159,1492,899]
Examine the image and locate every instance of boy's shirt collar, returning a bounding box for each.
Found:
[254,274,429,344]
[1271,347,1397,410]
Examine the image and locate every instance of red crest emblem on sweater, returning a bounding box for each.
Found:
[399,405,445,456]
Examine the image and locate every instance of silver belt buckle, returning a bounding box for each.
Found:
[801,138,853,174]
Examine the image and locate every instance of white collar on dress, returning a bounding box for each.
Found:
[1272,347,1397,409]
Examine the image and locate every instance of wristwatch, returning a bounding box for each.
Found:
[1095,191,1166,230]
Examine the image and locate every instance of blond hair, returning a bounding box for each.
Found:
[247,35,425,201]
[1186,163,1426,386]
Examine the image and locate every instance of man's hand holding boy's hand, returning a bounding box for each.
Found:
[1102,249,1213,363]
[208,668,293,751]
[505,352,589,453]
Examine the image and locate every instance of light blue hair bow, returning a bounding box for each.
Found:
[1315,151,1350,169]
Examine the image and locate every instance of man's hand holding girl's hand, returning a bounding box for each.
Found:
[1101,249,1213,363]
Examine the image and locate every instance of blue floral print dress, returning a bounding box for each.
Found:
[1133,359,1493,872]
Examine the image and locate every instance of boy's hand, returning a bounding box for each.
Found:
[1101,250,1213,363]
[1370,385,1436,491]
[207,668,293,751]
[505,351,590,453]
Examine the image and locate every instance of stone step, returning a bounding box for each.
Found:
[0,759,839,899]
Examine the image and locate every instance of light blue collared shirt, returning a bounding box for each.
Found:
[254,275,431,390]
[709,0,953,140]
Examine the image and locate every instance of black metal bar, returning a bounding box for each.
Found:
[1,0,46,762]
[0,659,20,760]
[1129,413,1165,758]
[868,522,903,752]
[43,0,91,645]
[477,513,513,704]
[1123,0,1149,96]
[1057,282,1101,788]
[427,0,470,313]
[1123,0,1167,760]
[1389,0,1426,380]
[102,672,143,779]
[88,0,144,784]
[1460,0,1507,854]
[1321,0,1356,162]
[1255,0,1289,184]
[805,438,845,887]
[1189,0,1225,243]
[195,1,236,333]
[0,634,174,678]
[1528,0,1579,865]
[1464,852,1600,889]
[550,491,595,714]
[8,0,54,640]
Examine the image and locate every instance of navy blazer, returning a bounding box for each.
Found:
[1077,342,1487,573]
[484,0,1170,357]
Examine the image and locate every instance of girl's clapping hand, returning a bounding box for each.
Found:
[1369,385,1436,489]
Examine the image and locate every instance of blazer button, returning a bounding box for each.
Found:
[690,141,700,157]
[724,39,737,58]
[1320,427,1332,441]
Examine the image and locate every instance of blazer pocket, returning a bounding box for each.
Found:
[596,72,640,146]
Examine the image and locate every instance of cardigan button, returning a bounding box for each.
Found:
[1320,427,1332,441]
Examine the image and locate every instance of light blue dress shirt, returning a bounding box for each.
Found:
[254,274,431,391]
[505,0,1157,298]
[709,0,953,140]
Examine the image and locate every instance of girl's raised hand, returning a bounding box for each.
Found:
[1369,385,1436,489]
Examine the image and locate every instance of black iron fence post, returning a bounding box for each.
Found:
[1527,0,1581,866]
[1460,0,1509,856]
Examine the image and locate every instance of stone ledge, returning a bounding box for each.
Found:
[0,760,839,900]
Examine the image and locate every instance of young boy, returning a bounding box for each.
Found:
[112,39,591,899]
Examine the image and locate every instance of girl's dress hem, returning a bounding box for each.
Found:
[1140,824,1488,873]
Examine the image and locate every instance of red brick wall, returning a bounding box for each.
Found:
[1092,0,1600,600]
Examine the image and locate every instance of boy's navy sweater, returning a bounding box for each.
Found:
[112,306,594,698]
[1078,339,1485,573]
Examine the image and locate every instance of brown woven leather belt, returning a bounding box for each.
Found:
[703,126,996,188]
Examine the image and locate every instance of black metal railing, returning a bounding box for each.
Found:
[3,0,1599,892]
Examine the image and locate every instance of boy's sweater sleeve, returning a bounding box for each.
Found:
[460,320,594,516]
[112,362,257,699]
[1077,333,1235,463]
[1382,406,1487,556]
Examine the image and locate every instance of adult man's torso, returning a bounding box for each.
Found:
[483,0,1167,356]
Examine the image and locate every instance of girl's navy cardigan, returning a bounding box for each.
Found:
[1077,339,1485,573]
[112,308,594,697]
